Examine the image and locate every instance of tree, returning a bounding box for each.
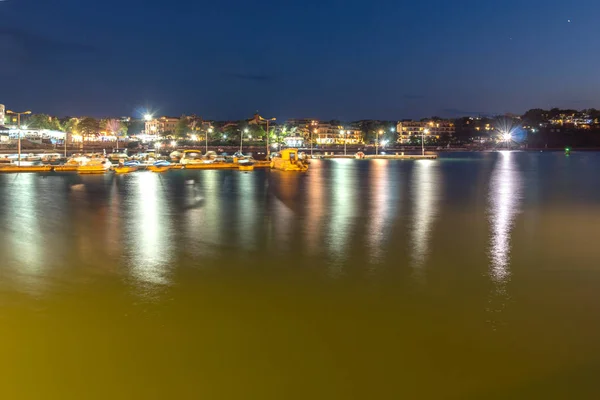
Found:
[61,118,79,134]
[78,117,100,138]
[174,115,189,139]
[28,114,61,130]
[127,120,145,135]
[522,108,548,126]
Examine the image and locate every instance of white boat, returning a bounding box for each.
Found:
[180,150,206,165]
[77,158,112,174]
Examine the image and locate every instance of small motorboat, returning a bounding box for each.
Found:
[115,160,141,174]
[108,149,129,163]
[147,160,172,173]
[270,149,309,172]
[180,150,204,165]
[77,158,112,174]
[239,163,255,171]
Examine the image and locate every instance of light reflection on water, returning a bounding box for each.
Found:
[367,160,399,265]
[488,151,523,285]
[0,154,600,398]
[5,174,45,293]
[127,173,173,289]
[410,160,442,273]
[327,159,358,275]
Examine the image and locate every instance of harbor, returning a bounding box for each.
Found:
[0,147,435,174]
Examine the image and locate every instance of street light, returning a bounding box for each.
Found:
[6,110,32,167]
[240,128,249,153]
[206,128,213,154]
[422,129,428,156]
[312,128,317,157]
[144,114,153,121]
[502,131,512,149]
[340,130,347,156]
[376,129,383,156]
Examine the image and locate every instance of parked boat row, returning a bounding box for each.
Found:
[0,149,310,173]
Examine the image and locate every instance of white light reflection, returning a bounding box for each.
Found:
[237,171,257,250]
[5,174,45,293]
[488,151,523,285]
[129,173,173,289]
[367,160,397,264]
[410,160,441,273]
[269,172,297,253]
[327,159,357,275]
[305,160,325,255]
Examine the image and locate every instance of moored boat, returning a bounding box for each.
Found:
[180,150,205,166]
[147,160,172,172]
[239,163,255,171]
[270,149,309,172]
[77,158,112,174]
[114,160,140,174]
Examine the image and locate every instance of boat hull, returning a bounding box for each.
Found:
[78,166,110,174]
[114,166,138,174]
[147,165,171,173]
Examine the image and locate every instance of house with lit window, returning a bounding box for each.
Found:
[396,120,455,143]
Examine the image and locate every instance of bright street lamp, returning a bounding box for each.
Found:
[240,128,249,153]
[144,114,153,121]
[376,129,383,156]
[422,128,429,156]
[206,128,213,154]
[311,128,317,157]
[340,130,347,156]
[6,110,32,167]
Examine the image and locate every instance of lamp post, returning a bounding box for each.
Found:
[206,128,213,154]
[376,129,383,156]
[6,110,32,167]
[311,128,317,157]
[341,130,347,156]
[422,128,428,156]
[240,128,249,153]
[265,117,276,158]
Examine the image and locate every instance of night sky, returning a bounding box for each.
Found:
[1,0,598,120]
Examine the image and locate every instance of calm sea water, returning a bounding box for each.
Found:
[1,152,600,399]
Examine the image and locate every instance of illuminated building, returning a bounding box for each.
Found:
[396,120,455,143]
[314,123,361,145]
[144,116,180,136]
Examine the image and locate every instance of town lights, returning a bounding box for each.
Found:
[155,142,161,149]
[144,114,153,121]
[191,134,198,141]
[502,132,512,141]
[170,140,177,147]
[376,129,384,155]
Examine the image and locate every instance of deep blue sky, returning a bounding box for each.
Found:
[1,0,599,120]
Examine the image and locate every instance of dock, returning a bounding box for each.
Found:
[0,161,272,173]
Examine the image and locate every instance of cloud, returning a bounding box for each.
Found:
[0,27,95,61]
[224,72,275,82]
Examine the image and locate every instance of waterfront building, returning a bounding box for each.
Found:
[396,120,455,143]
[283,136,305,147]
[145,116,180,136]
[314,123,362,145]
[0,104,4,125]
